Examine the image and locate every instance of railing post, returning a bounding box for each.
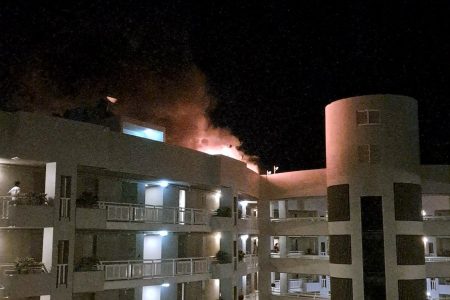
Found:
[172,259,176,276]
[173,208,177,224]
[191,208,194,225]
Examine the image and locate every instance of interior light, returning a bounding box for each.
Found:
[421,210,427,216]
[240,235,249,241]
[215,232,221,240]
[159,231,168,237]
[159,180,169,188]
[161,283,170,287]
[11,157,19,160]
[423,237,428,244]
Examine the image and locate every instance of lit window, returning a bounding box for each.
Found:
[356,110,380,125]
[358,144,380,163]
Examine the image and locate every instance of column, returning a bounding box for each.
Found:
[161,185,179,300]
[45,162,77,300]
[280,273,288,294]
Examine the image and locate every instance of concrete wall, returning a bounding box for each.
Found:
[262,169,327,200]
[0,111,260,198]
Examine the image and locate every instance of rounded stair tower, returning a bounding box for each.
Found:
[325,95,425,300]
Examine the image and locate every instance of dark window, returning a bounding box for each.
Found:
[358,145,380,163]
[331,277,353,300]
[60,176,71,198]
[396,235,425,265]
[361,196,386,300]
[398,279,426,300]
[394,183,422,221]
[327,184,350,221]
[329,235,352,264]
[357,110,381,125]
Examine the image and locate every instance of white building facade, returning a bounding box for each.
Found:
[0,94,449,300]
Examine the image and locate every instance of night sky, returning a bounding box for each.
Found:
[1,1,449,172]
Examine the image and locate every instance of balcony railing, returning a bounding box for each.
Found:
[426,256,450,263]
[270,216,328,223]
[98,257,211,281]
[271,291,330,299]
[0,195,50,219]
[98,201,210,225]
[243,291,259,300]
[56,264,68,286]
[423,216,450,221]
[243,254,259,271]
[271,279,330,298]
[271,252,329,260]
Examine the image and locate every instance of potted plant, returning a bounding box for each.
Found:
[215,250,231,264]
[215,207,231,217]
[14,257,45,274]
[75,256,100,272]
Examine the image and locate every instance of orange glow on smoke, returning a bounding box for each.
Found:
[196,133,259,173]
[117,66,259,173]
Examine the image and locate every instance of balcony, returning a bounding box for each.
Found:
[0,195,53,227]
[427,278,450,300]
[76,201,211,232]
[96,257,211,289]
[271,276,330,299]
[270,253,330,275]
[424,215,450,236]
[237,215,259,234]
[210,208,234,231]
[0,263,52,298]
[270,217,328,236]
[426,256,450,278]
[236,254,259,276]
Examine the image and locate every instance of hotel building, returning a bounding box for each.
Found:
[0,94,449,300]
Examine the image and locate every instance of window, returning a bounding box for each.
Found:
[394,183,422,221]
[331,277,353,300]
[329,235,352,264]
[396,235,425,265]
[57,240,69,287]
[59,176,72,220]
[357,110,380,125]
[398,279,426,300]
[358,145,380,164]
[327,184,350,221]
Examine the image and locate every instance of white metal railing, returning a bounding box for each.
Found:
[271,291,330,299]
[0,195,50,219]
[270,216,328,223]
[98,201,210,225]
[423,215,450,221]
[243,254,259,271]
[243,291,259,300]
[426,256,450,262]
[98,257,211,281]
[271,253,329,260]
[56,264,68,286]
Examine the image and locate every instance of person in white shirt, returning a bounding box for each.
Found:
[8,181,21,205]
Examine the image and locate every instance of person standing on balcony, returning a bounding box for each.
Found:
[8,181,21,206]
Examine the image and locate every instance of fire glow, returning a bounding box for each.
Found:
[136,67,259,173]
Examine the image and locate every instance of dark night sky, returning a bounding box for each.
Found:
[1,1,449,172]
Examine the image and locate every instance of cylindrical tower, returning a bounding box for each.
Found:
[325,95,425,300]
